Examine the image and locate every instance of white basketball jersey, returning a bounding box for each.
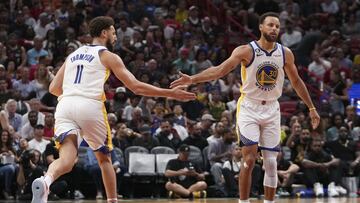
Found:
[60,45,110,101]
[240,41,285,101]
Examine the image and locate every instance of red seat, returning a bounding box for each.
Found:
[280,101,298,114]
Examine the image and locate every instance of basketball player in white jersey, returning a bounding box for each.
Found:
[171,12,320,203]
[31,16,196,203]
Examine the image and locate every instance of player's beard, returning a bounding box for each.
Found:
[263,32,277,42]
[106,38,113,51]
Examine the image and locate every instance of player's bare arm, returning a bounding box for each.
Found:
[170,45,252,88]
[283,47,320,129]
[49,63,65,97]
[101,50,196,101]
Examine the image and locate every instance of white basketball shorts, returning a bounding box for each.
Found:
[236,96,281,151]
[54,96,113,153]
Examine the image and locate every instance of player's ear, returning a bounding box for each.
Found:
[259,24,263,31]
[101,29,107,37]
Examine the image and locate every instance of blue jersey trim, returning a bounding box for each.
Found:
[281,44,286,68]
[254,41,278,56]
[245,43,255,68]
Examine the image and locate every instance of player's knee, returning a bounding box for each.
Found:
[242,155,256,171]
[263,157,277,176]
[263,156,278,188]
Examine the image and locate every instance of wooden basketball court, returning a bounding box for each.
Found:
[0,198,360,203]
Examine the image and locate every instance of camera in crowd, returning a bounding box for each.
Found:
[19,149,35,168]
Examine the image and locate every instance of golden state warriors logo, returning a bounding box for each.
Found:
[255,62,279,91]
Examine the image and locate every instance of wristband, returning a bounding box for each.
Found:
[309,107,316,111]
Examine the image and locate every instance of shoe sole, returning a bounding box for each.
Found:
[31,179,47,203]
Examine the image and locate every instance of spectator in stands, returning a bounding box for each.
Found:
[199,114,216,138]
[182,122,208,151]
[301,139,342,197]
[21,98,45,127]
[172,47,194,75]
[280,20,302,48]
[156,120,181,151]
[0,78,12,106]
[32,64,53,100]
[17,149,45,200]
[127,107,145,133]
[326,112,345,142]
[276,149,300,197]
[287,123,311,166]
[173,105,186,127]
[43,113,54,140]
[325,125,360,179]
[208,127,236,186]
[34,12,52,39]
[0,129,16,200]
[181,85,205,121]
[12,67,36,100]
[26,37,49,66]
[132,124,159,151]
[321,0,339,14]
[20,110,38,140]
[165,144,207,198]
[122,95,141,121]
[208,91,226,121]
[112,87,129,115]
[207,122,225,144]
[28,124,50,154]
[5,99,22,132]
[6,33,27,68]
[112,123,136,152]
[308,50,331,81]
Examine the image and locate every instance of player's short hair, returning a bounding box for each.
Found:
[89,16,114,38]
[259,12,279,24]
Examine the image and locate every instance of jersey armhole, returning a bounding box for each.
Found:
[281,45,286,68]
[245,43,255,68]
[98,48,109,70]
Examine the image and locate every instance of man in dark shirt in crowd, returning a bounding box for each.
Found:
[301,139,343,197]
[132,124,159,151]
[182,122,208,151]
[165,144,207,198]
[325,125,360,181]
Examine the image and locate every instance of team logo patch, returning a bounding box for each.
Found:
[255,62,279,91]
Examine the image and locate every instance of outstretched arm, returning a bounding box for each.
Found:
[284,47,320,129]
[170,45,252,88]
[101,51,195,101]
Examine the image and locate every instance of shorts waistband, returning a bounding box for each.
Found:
[243,97,277,105]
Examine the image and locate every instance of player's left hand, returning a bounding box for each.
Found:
[170,72,192,89]
[309,109,320,129]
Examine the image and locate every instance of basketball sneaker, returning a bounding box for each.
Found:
[31,177,49,203]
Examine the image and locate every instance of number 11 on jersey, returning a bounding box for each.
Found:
[74,65,84,84]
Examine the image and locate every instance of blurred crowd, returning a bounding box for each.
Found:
[0,0,359,200]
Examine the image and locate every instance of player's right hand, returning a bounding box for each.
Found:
[170,72,192,89]
[309,109,320,129]
[169,85,196,101]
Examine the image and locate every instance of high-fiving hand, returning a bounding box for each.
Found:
[170,72,192,89]
[168,85,196,102]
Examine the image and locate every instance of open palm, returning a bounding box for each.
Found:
[170,72,192,89]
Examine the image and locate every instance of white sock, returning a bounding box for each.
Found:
[264,200,275,203]
[44,174,54,189]
[239,199,250,203]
